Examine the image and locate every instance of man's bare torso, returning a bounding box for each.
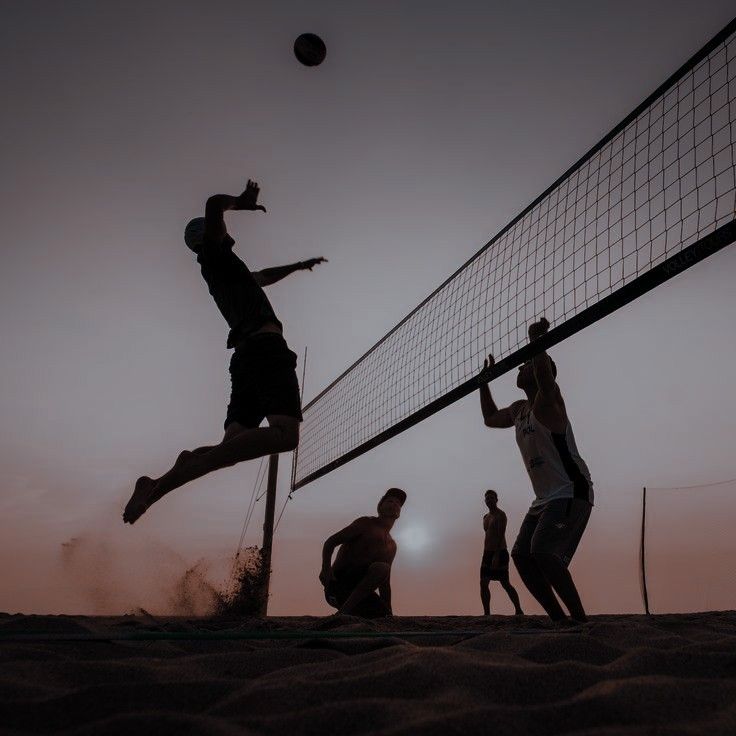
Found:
[483,510,507,552]
[334,517,397,572]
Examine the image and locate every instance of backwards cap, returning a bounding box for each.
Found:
[379,488,407,506]
[184,217,206,252]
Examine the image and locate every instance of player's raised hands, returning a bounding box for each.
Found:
[234,179,267,212]
[300,257,328,271]
[478,353,496,385]
[528,317,550,341]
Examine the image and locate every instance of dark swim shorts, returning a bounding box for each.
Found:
[480,549,510,580]
[225,333,303,430]
[511,498,592,567]
[324,566,391,619]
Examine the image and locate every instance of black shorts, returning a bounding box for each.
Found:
[324,566,391,619]
[480,549,510,580]
[225,333,303,430]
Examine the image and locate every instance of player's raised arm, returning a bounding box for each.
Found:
[204,195,232,244]
[253,257,328,287]
[478,354,517,428]
[528,318,558,398]
[204,179,267,245]
[319,519,364,585]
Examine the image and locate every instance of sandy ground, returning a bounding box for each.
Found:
[2,611,736,735]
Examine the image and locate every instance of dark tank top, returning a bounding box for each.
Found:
[196,234,282,348]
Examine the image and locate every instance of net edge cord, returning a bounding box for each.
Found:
[293,220,736,489]
[298,15,736,417]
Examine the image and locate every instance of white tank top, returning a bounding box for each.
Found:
[514,402,594,507]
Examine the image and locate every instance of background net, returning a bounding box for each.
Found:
[293,19,736,490]
[642,479,736,613]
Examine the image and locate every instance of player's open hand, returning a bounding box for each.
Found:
[301,257,328,271]
[234,179,267,212]
[477,353,495,385]
[528,317,550,341]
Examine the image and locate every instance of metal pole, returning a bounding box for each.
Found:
[639,486,651,615]
[259,454,279,616]
[290,346,308,491]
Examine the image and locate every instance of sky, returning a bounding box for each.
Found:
[1,0,735,617]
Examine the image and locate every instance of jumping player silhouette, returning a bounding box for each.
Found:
[124,180,325,524]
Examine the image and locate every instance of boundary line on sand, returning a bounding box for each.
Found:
[0,628,582,642]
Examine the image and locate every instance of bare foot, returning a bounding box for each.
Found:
[123,476,156,524]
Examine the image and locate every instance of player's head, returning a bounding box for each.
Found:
[377,487,406,518]
[484,489,498,508]
[516,357,557,392]
[184,217,206,253]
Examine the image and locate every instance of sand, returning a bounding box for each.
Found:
[2,611,736,735]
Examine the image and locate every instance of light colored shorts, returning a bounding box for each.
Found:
[512,498,591,566]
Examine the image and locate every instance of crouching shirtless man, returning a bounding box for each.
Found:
[319,488,407,618]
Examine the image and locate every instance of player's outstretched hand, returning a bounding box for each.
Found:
[477,353,495,385]
[234,179,267,212]
[528,317,550,341]
[301,257,328,271]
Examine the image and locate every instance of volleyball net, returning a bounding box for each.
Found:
[641,479,736,613]
[292,18,736,490]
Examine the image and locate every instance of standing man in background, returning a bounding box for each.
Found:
[480,489,523,616]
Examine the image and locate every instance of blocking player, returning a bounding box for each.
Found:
[478,318,593,621]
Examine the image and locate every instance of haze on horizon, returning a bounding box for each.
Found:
[1,0,735,617]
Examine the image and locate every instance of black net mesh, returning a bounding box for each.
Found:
[293,20,736,490]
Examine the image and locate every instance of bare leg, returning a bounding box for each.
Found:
[512,552,566,620]
[533,553,587,622]
[123,416,298,524]
[151,416,298,494]
[124,424,250,523]
[480,578,491,616]
[338,563,390,615]
[500,578,524,615]
[185,422,249,457]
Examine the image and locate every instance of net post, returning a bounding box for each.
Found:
[290,346,308,492]
[639,486,651,616]
[259,454,279,616]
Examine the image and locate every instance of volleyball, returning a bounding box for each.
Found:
[294,33,327,67]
